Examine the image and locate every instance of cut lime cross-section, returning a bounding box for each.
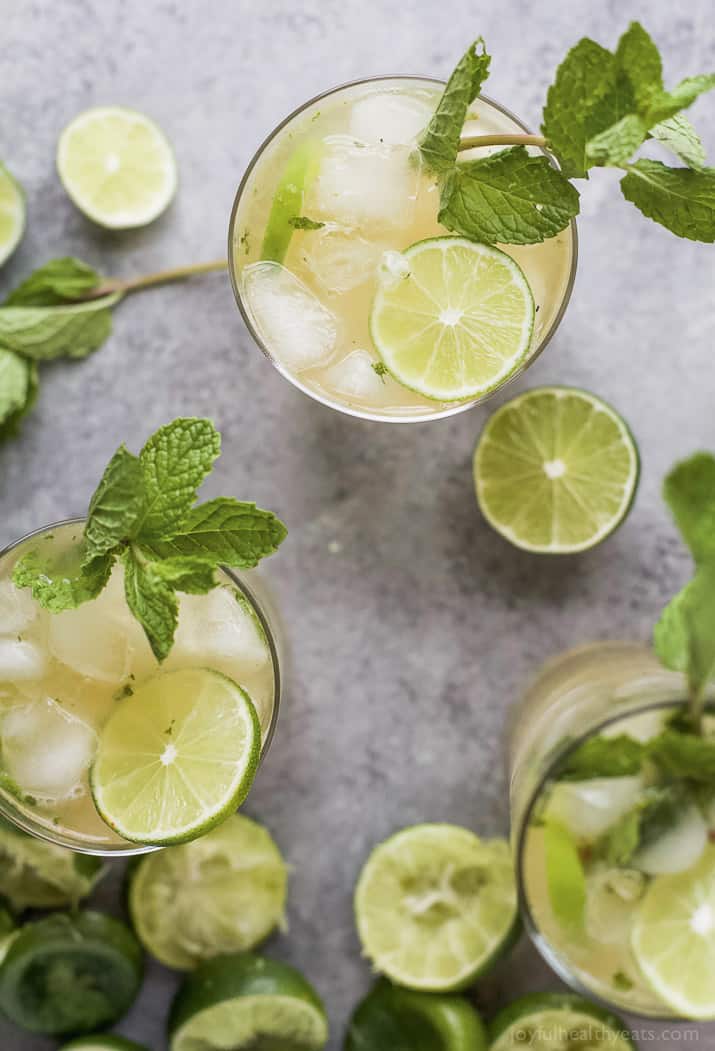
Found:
[346,979,487,1051]
[474,386,639,553]
[57,106,177,229]
[90,668,260,846]
[354,824,519,992]
[0,163,25,266]
[632,843,715,1019]
[489,993,635,1050]
[370,237,534,401]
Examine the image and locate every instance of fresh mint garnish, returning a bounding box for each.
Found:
[649,729,715,784]
[418,37,491,174]
[288,216,325,230]
[4,257,102,306]
[650,114,706,170]
[0,350,37,440]
[620,160,715,241]
[560,734,645,780]
[13,417,287,661]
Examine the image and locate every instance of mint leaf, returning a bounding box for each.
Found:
[645,74,715,127]
[288,216,324,230]
[0,349,34,431]
[615,22,663,110]
[418,38,491,174]
[560,734,645,780]
[139,554,216,594]
[142,497,287,568]
[650,114,706,170]
[84,445,146,561]
[137,418,221,537]
[123,549,178,662]
[654,563,715,700]
[12,547,113,613]
[663,453,715,563]
[439,146,579,244]
[620,160,715,242]
[4,258,102,307]
[649,729,715,784]
[0,294,120,360]
[600,785,686,866]
[586,113,647,166]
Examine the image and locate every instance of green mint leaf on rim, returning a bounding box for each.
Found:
[137,418,221,537]
[84,445,146,561]
[418,37,491,174]
[600,785,686,866]
[650,115,706,170]
[0,349,37,438]
[288,216,325,230]
[621,161,715,242]
[13,547,113,614]
[648,730,715,784]
[0,293,120,360]
[662,452,715,563]
[439,147,579,244]
[123,548,179,662]
[559,734,645,780]
[3,257,102,307]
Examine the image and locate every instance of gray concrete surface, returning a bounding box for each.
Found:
[1,0,715,1047]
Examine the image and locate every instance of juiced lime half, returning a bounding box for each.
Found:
[354,824,518,992]
[631,843,715,1018]
[489,993,635,1050]
[345,980,487,1051]
[129,813,288,969]
[474,387,639,553]
[370,237,534,401]
[57,106,177,228]
[169,953,328,1051]
[0,816,104,910]
[0,163,25,266]
[60,1037,149,1051]
[90,668,260,846]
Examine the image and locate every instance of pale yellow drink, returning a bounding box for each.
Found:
[231,78,575,421]
[0,522,278,853]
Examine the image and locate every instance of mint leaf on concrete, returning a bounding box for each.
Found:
[123,549,178,662]
[0,348,35,432]
[620,160,715,242]
[418,38,491,174]
[84,445,146,561]
[650,115,706,170]
[439,146,579,244]
[0,293,120,360]
[137,417,221,537]
[4,257,102,307]
[663,453,715,563]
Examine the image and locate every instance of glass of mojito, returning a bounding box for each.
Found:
[511,641,715,1020]
[229,74,576,422]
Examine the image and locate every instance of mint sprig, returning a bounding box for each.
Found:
[12,417,287,662]
[418,38,491,174]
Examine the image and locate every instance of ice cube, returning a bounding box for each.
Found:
[634,804,707,875]
[544,776,644,840]
[349,91,435,146]
[166,586,271,681]
[306,136,418,232]
[0,579,39,635]
[303,226,386,294]
[322,349,395,404]
[242,262,338,372]
[1,697,96,800]
[0,639,47,681]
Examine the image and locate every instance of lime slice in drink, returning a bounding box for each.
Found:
[60,1038,149,1051]
[262,140,322,263]
[0,910,143,1034]
[474,386,639,553]
[345,979,487,1051]
[631,843,715,1018]
[354,824,519,992]
[169,952,329,1051]
[57,106,177,228]
[90,668,260,846]
[0,163,25,266]
[0,815,104,910]
[543,820,586,930]
[129,813,288,969]
[369,237,534,401]
[489,993,635,1050]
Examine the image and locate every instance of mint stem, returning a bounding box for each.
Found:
[87,260,227,300]
[457,133,548,151]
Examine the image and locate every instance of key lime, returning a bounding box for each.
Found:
[489,993,634,1050]
[169,952,329,1051]
[0,815,104,910]
[57,106,177,228]
[354,824,519,992]
[90,668,260,846]
[474,386,639,553]
[60,1038,149,1051]
[345,979,487,1051]
[0,910,143,1034]
[0,163,25,266]
[262,140,322,263]
[631,843,715,1018]
[369,237,534,401]
[129,813,288,969]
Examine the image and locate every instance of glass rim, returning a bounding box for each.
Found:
[0,518,282,857]
[227,73,579,424]
[513,695,691,1021]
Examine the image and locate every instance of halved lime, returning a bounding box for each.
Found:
[169,952,328,1051]
[369,237,534,401]
[262,140,322,263]
[489,993,635,1050]
[474,387,639,553]
[60,1037,149,1051]
[0,163,25,266]
[57,106,177,228]
[543,820,586,930]
[631,843,715,1018]
[345,979,487,1051]
[129,813,288,969]
[354,824,519,992]
[0,815,104,910]
[90,668,260,846]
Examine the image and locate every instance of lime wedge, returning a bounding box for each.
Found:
[0,815,104,910]
[57,106,177,228]
[369,237,534,401]
[60,1038,149,1051]
[346,980,487,1051]
[262,140,322,263]
[169,952,329,1051]
[354,824,519,992]
[0,163,25,266]
[474,386,639,553]
[489,993,635,1050]
[129,813,288,969]
[631,843,715,1018]
[90,668,260,846]
[543,820,586,930]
